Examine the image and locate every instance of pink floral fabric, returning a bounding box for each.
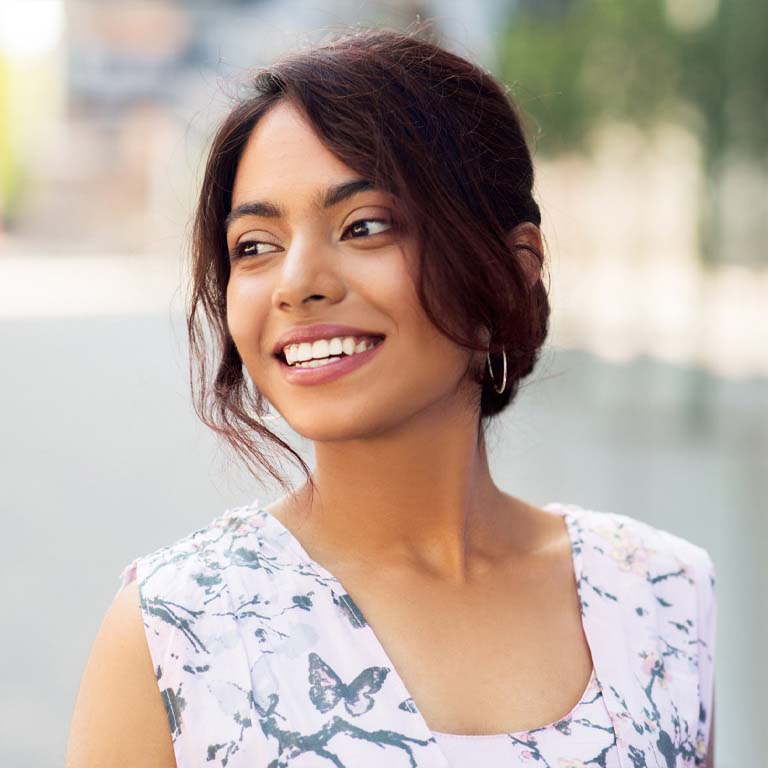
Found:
[119,499,716,767]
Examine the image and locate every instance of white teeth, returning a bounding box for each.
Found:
[312,339,330,358]
[283,335,382,366]
[292,356,343,368]
[297,342,313,362]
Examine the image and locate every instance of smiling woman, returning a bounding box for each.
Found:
[218,93,542,450]
[66,24,716,768]
[185,30,549,494]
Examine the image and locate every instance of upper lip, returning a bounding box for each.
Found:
[272,324,386,356]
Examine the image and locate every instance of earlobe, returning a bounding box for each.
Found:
[506,222,543,289]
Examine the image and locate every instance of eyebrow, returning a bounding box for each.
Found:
[224,178,376,232]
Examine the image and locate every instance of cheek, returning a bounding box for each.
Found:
[374,283,474,389]
[225,277,269,355]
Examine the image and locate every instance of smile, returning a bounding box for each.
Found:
[277,336,385,385]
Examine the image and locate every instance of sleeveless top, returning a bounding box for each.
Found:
[118,500,716,768]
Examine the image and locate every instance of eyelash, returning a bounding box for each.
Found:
[229,218,393,261]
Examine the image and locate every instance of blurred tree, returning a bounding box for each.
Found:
[0,54,22,229]
[497,0,768,265]
[499,0,679,154]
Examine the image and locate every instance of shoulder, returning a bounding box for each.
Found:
[120,501,281,653]
[565,504,717,761]
[66,579,177,767]
[569,504,715,588]
[123,501,270,605]
[562,503,717,631]
[133,501,261,576]
[103,502,283,760]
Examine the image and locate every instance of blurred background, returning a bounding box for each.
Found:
[1,0,765,765]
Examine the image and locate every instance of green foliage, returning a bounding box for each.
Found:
[498,0,767,169]
[0,54,24,225]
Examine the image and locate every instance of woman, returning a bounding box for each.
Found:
[66,28,716,768]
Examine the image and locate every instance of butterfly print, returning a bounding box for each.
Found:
[307,651,390,716]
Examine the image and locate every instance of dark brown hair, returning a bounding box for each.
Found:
[187,26,550,494]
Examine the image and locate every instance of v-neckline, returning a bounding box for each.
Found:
[253,500,589,753]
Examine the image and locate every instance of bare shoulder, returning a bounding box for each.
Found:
[66,579,177,768]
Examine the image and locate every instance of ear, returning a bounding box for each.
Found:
[505,222,543,290]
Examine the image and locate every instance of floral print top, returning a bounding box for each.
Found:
[119,499,716,768]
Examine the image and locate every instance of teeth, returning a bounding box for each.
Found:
[297,342,313,362]
[283,335,381,366]
[312,339,330,359]
[292,356,343,369]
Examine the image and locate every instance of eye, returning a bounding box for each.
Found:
[229,240,280,261]
[341,218,393,239]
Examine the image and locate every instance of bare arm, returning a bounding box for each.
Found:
[66,579,177,768]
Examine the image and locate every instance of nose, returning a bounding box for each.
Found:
[271,233,346,311]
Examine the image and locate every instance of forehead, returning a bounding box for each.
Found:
[231,101,357,207]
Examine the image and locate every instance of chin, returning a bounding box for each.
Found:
[281,402,407,443]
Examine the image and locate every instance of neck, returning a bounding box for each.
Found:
[272,398,532,583]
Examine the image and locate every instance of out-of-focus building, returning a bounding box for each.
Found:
[5,0,433,253]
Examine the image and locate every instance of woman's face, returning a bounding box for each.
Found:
[225,100,483,441]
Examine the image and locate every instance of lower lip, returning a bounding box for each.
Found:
[277,339,385,386]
